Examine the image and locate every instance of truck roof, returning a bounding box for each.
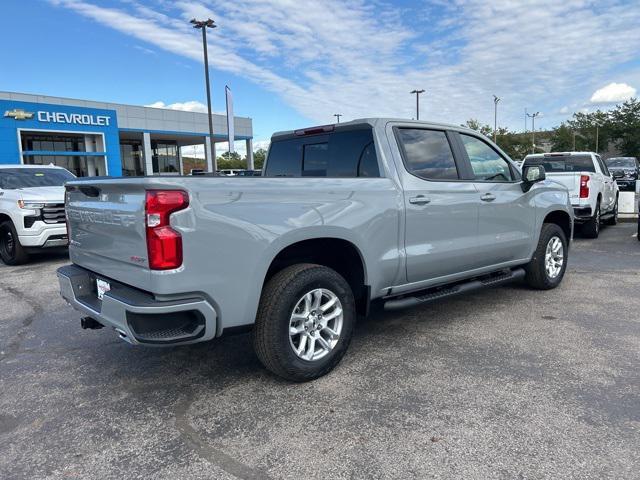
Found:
[271,118,476,140]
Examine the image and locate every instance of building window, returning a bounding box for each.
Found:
[120,141,144,176]
[23,155,106,177]
[21,132,86,153]
[152,141,179,174]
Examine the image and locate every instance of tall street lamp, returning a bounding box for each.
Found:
[191,18,217,172]
[334,113,342,123]
[493,95,500,143]
[410,89,425,120]
[527,111,540,153]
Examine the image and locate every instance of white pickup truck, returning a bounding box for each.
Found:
[523,152,618,238]
[0,165,73,264]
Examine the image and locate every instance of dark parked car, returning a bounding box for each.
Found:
[606,157,639,191]
[236,169,262,176]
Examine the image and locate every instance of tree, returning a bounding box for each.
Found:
[609,98,640,156]
[253,148,267,169]
[549,123,575,151]
[463,119,492,137]
[217,151,245,169]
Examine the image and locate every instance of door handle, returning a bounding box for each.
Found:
[480,193,496,202]
[409,195,431,205]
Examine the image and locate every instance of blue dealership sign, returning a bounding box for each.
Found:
[0,99,121,175]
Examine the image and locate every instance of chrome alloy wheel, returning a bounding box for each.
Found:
[545,236,564,279]
[288,288,343,362]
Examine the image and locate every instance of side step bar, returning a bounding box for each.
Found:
[383,268,526,311]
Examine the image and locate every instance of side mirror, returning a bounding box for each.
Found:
[521,165,546,192]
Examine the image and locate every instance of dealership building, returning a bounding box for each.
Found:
[0,91,254,177]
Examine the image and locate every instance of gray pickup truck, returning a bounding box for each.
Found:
[58,118,573,381]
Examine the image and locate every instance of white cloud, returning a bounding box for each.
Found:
[50,0,640,131]
[146,100,207,113]
[590,82,637,104]
[559,106,569,114]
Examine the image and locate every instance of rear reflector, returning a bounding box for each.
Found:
[579,175,590,198]
[145,190,189,270]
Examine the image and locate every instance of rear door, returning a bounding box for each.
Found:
[595,154,615,211]
[457,133,535,266]
[393,127,480,283]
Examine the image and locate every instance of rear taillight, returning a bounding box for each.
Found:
[579,175,590,198]
[145,190,189,270]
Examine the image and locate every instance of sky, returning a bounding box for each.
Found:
[1,0,640,154]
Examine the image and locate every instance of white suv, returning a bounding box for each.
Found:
[523,152,618,238]
[0,165,74,264]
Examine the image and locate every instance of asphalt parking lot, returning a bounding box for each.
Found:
[1,223,639,480]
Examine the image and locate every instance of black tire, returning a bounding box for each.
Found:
[582,201,600,238]
[604,198,618,226]
[0,220,29,266]
[253,263,356,382]
[524,223,568,290]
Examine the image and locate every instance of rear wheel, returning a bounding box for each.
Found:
[524,223,568,290]
[582,201,600,238]
[253,264,356,381]
[0,220,29,265]
[604,198,618,226]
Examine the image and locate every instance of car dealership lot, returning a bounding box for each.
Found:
[1,225,639,479]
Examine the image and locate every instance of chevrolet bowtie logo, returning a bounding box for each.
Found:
[4,109,34,120]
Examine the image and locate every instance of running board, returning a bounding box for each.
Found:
[383,268,526,311]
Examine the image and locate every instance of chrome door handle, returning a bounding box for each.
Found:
[480,193,496,202]
[409,195,431,205]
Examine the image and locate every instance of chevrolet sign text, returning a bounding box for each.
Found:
[37,111,111,126]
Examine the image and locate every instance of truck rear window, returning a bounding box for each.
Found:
[265,127,379,178]
[523,155,595,173]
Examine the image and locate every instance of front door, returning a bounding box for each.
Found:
[457,133,535,266]
[394,127,480,283]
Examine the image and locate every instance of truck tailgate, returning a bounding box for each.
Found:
[545,172,584,203]
[66,182,150,285]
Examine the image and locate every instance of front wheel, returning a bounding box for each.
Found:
[0,221,29,265]
[524,223,568,290]
[582,202,600,238]
[253,263,356,382]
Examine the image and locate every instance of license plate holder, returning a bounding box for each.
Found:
[96,278,111,300]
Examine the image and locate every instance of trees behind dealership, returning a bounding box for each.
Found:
[464,98,640,160]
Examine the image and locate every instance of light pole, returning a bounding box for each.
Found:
[493,95,500,143]
[595,124,600,153]
[334,114,342,123]
[191,18,217,172]
[527,111,540,153]
[410,89,425,120]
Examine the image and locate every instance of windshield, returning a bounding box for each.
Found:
[523,154,595,173]
[605,157,636,168]
[0,168,75,189]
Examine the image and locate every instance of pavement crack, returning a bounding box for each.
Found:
[174,391,271,480]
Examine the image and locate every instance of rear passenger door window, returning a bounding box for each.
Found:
[396,128,459,180]
[264,128,379,178]
[460,134,514,182]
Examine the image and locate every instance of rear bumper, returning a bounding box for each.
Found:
[572,206,593,223]
[57,264,217,346]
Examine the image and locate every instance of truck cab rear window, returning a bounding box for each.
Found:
[523,155,595,173]
[265,128,379,178]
